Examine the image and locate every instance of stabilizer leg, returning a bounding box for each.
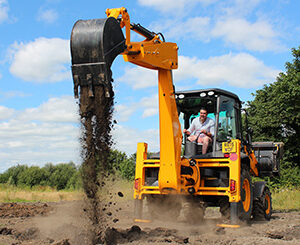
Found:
[134,198,143,220]
[230,202,238,224]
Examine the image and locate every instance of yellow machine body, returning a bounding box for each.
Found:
[70,7,282,223]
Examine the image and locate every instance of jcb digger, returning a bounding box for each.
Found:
[70,7,283,224]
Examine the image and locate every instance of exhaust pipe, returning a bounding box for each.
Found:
[70,17,126,98]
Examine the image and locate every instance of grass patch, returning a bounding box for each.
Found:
[272,188,300,211]
[0,184,83,203]
[0,179,133,203]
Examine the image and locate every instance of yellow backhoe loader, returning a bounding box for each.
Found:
[70,7,283,224]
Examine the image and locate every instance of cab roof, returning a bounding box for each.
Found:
[175,88,241,104]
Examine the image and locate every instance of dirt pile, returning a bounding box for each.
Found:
[78,85,114,243]
[0,202,51,218]
[103,225,189,245]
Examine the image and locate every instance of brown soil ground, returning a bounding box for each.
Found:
[0,199,299,245]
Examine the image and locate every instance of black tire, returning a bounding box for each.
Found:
[237,168,253,221]
[147,195,182,221]
[219,198,230,219]
[252,187,272,221]
[183,197,205,224]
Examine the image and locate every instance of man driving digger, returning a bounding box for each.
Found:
[183,108,214,154]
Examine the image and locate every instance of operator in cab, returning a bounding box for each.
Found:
[183,108,214,154]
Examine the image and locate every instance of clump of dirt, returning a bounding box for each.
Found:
[78,85,114,243]
[0,227,13,235]
[0,202,51,218]
[14,227,39,241]
[102,225,189,245]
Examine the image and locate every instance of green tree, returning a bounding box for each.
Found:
[49,162,78,190]
[18,166,47,187]
[247,47,300,187]
[107,149,127,173]
[119,154,136,180]
[66,171,82,190]
[0,165,28,185]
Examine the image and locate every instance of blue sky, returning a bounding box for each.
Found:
[0,0,299,172]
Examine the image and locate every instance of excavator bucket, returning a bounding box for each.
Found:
[70,17,126,98]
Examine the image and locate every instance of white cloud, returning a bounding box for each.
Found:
[118,54,279,89]
[0,0,9,23]
[138,0,215,13]
[112,125,159,154]
[114,104,137,122]
[117,66,157,89]
[0,90,29,100]
[0,94,160,171]
[0,105,15,120]
[140,94,158,118]
[9,37,71,82]
[17,96,78,123]
[151,17,211,42]
[211,18,284,52]
[0,96,80,172]
[145,0,284,52]
[221,0,263,17]
[114,94,158,123]
[0,120,80,171]
[176,54,279,87]
[37,9,58,23]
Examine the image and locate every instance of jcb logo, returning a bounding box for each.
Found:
[222,141,237,153]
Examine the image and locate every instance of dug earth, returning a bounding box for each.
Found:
[0,200,299,245]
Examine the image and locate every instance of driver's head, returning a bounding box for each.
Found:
[199,108,208,123]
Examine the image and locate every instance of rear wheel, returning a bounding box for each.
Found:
[252,187,272,220]
[238,168,253,221]
[183,197,205,224]
[219,198,230,219]
[147,195,182,221]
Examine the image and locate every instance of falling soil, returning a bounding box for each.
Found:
[78,85,114,243]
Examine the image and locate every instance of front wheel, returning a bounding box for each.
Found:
[238,168,253,221]
[252,187,272,221]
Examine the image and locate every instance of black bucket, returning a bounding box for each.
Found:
[185,140,202,157]
[70,17,126,97]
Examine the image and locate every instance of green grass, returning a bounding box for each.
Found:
[272,188,300,211]
[0,179,133,203]
[0,184,83,203]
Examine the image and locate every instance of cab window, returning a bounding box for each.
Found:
[217,96,238,141]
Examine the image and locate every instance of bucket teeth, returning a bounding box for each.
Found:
[87,74,94,98]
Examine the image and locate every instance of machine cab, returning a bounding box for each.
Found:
[176,88,242,158]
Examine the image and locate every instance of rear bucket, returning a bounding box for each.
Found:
[70,17,126,98]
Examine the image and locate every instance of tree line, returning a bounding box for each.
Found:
[247,46,300,188]
[0,150,136,190]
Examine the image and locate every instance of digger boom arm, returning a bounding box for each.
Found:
[106,8,182,191]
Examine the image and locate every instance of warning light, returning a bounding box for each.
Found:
[230,179,236,192]
[134,178,140,190]
[224,153,230,158]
